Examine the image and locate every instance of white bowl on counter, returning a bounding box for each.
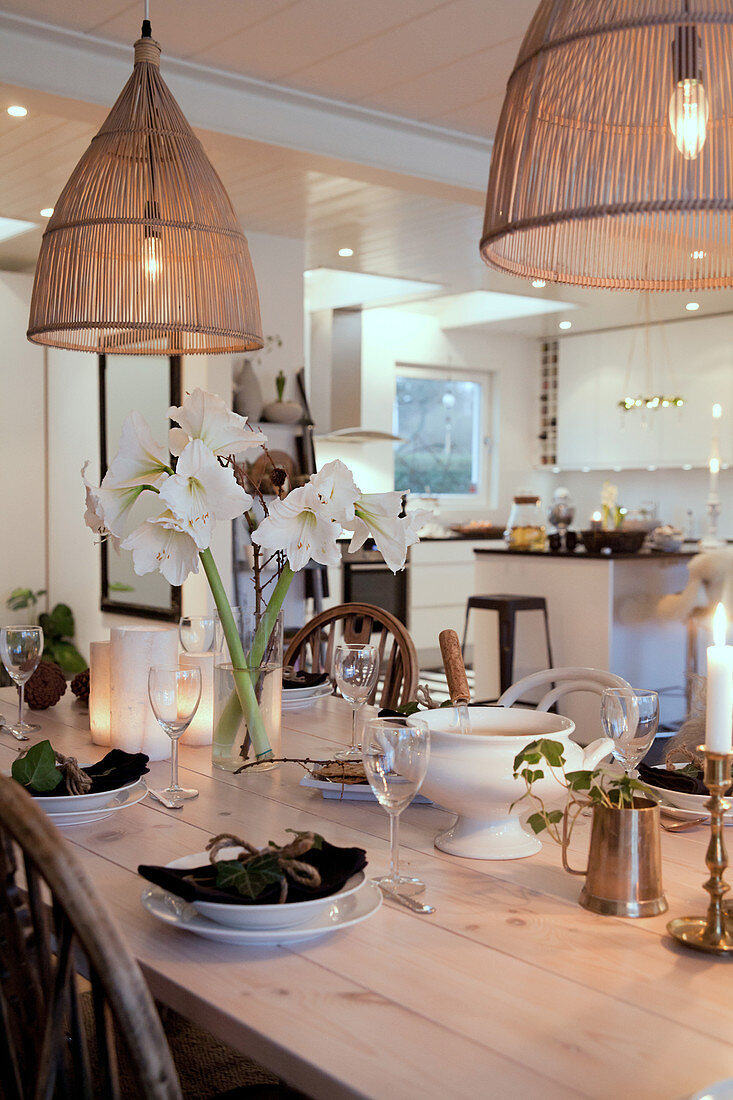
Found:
[414,707,612,861]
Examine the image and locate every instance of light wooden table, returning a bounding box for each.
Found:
[2,685,733,1100]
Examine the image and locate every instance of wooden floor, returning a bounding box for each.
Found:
[1,685,732,1100]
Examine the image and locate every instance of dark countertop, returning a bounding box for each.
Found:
[473,545,698,561]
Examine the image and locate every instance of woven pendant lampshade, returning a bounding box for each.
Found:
[481,1,733,290]
[27,26,263,354]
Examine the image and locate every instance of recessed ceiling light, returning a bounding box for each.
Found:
[7,105,27,118]
[647,465,657,471]
[40,207,54,218]
[682,464,693,470]
[685,301,700,311]
[581,466,590,473]
[558,320,572,329]
[338,247,354,257]
[532,279,546,288]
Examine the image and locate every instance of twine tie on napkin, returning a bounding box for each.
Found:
[53,751,93,796]
[206,832,322,903]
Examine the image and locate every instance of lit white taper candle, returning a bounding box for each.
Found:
[706,603,733,754]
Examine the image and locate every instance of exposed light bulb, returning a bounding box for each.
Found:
[143,235,161,280]
[669,78,709,159]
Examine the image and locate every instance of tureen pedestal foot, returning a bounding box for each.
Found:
[434,813,541,860]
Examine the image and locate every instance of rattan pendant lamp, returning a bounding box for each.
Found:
[481,0,733,290]
[27,13,263,355]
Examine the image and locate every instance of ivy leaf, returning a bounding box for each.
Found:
[43,640,87,676]
[527,812,550,834]
[565,770,593,791]
[215,854,284,899]
[545,809,564,825]
[12,740,62,792]
[39,603,74,641]
[537,739,566,768]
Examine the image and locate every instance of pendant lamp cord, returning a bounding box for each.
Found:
[142,0,151,37]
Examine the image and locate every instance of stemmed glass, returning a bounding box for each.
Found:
[601,687,659,775]
[333,643,379,761]
[362,716,430,896]
[179,616,215,653]
[0,626,44,740]
[148,667,202,805]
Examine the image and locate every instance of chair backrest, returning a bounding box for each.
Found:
[284,602,419,709]
[0,775,181,1100]
[497,666,632,712]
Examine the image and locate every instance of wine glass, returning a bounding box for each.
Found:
[0,626,44,740]
[601,687,659,774]
[179,616,215,653]
[148,667,202,804]
[362,716,430,896]
[333,643,379,761]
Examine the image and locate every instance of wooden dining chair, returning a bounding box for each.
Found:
[0,777,308,1100]
[284,602,419,709]
[0,774,181,1100]
[497,666,632,711]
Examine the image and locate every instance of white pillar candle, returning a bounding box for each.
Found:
[179,652,214,745]
[706,603,733,754]
[109,626,179,760]
[89,640,111,746]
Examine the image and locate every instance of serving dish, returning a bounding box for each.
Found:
[580,529,646,555]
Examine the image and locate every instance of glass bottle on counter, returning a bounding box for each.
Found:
[504,494,546,551]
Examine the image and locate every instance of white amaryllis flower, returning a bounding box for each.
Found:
[81,462,121,551]
[403,508,433,548]
[122,511,200,587]
[102,411,170,490]
[310,459,360,521]
[159,439,253,550]
[252,483,342,571]
[347,491,410,573]
[169,388,268,457]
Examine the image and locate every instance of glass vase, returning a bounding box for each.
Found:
[212,610,283,773]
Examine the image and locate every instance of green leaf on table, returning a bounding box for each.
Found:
[39,603,75,641]
[215,854,284,898]
[11,740,62,792]
[43,640,87,676]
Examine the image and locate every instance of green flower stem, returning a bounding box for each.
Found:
[200,547,271,759]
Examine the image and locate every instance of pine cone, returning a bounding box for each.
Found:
[71,667,90,704]
[23,661,67,710]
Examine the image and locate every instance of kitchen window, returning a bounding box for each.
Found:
[393,366,491,498]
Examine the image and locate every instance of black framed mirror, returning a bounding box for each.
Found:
[99,354,182,621]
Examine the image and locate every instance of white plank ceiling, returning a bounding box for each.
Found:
[1,0,732,333]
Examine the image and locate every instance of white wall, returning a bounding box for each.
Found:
[315,306,541,521]
[0,272,47,615]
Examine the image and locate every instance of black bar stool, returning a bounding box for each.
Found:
[462,594,554,699]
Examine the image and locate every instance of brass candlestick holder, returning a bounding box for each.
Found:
[668,748,733,956]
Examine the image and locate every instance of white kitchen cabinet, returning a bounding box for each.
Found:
[409,539,487,664]
[557,314,733,470]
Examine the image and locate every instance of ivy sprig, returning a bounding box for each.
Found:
[511,739,656,846]
[214,829,324,899]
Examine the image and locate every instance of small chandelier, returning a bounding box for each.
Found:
[27,16,263,355]
[618,296,686,414]
[481,1,733,290]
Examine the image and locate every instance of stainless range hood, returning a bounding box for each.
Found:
[310,308,403,443]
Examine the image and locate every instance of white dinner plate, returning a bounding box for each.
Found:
[299,774,432,804]
[647,766,733,821]
[282,682,334,710]
[164,847,367,929]
[44,780,148,826]
[34,776,142,814]
[140,879,382,945]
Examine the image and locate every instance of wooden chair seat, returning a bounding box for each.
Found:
[284,602,418,709]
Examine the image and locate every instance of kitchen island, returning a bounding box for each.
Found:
[472,543,696,737]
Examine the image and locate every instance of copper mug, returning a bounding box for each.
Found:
[562,798,667,917]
